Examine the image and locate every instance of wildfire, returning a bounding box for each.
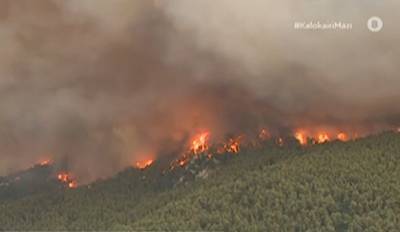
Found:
[337,132,348,141]
[170,131,210,169]
[277,137,284,146]
[68,180,78,188]
[57,172,77,189]
[39,159,51,166]
[294,129,353,146]
[224,136,242,153]
[317,132,330,143]
[170,157,188,170]
[190,132,210,154]
[167,126,397,170]
[57,173,69,182]
[259,129,270,140]
[294,131,307,145]
[136,159,154,170]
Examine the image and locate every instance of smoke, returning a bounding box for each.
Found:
[0,0,399,181]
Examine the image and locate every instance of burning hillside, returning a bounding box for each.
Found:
[148,126,398,173]
[19,126,397,189]
[0,0,399,184]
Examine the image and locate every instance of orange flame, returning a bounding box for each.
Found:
[224,136,241,153]
[168,131,211,169]
[168,126,397,171]
[277,137,284,146]
[57,173,69,182]
[259,129,270,140]
[294,131,307,146]
[317,132,330,143]
[68,180,78,189]
[39,159,51,166]
[57,172,77,189]
[179,160,186,166]
[294,129,352,144]
[190,132,210,154]
[337,132,348,141]
[136,159,154,169]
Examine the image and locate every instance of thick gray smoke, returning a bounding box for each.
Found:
[0,0,399,181]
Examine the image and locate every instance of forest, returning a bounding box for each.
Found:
[0,132,399,231]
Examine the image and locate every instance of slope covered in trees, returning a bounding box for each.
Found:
[0,132,399,231]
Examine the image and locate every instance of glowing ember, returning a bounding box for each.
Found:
[57,173,69,182]
[39,159,51,166]
[216,146,226,154]
[68,180,78,189]
[294,131,307,145]
[190,132,210,154]
[57,172,77,189]
[259,129,270,140]
[136,159,154,169]
[277,137,284,146]
[317,133,330,143]
[337,132,348,141]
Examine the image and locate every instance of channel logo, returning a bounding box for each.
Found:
[367,16,384,32]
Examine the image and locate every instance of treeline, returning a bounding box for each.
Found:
[0,132,399,231]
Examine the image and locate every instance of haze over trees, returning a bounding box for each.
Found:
[0,132,399,231]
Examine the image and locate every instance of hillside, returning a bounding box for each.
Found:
[0,132,399,231]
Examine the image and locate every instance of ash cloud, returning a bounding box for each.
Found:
[0,0,399,181]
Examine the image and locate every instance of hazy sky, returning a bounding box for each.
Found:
[0,0,399,181]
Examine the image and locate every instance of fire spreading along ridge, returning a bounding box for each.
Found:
[136,126,400,172]
[163,128,400,169]
[38,126,400,188]
[293,129,352,146]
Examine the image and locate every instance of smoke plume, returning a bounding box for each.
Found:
[0,0,399,182]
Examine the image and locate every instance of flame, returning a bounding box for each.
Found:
[277,137,284,146]
[316,132,330,143]
[190,132,210,154]
[136,159,154,169]
[259,129,270,140]
[179,160,186,166]
[294,131,308,145]
[39,159,51,166]
[57,173,69,182]
[68,180,78,188]
[337,132,348,141]
[167,126,398,171]
[170,131,210,169]
[294,129,352,144]
[57,172,77,189]
[224,136,241,153]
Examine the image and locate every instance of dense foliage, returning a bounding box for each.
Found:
[0,132,399,231]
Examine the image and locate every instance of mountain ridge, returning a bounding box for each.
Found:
[0,132,399,231]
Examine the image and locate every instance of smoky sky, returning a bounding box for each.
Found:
[0,0,399,181]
